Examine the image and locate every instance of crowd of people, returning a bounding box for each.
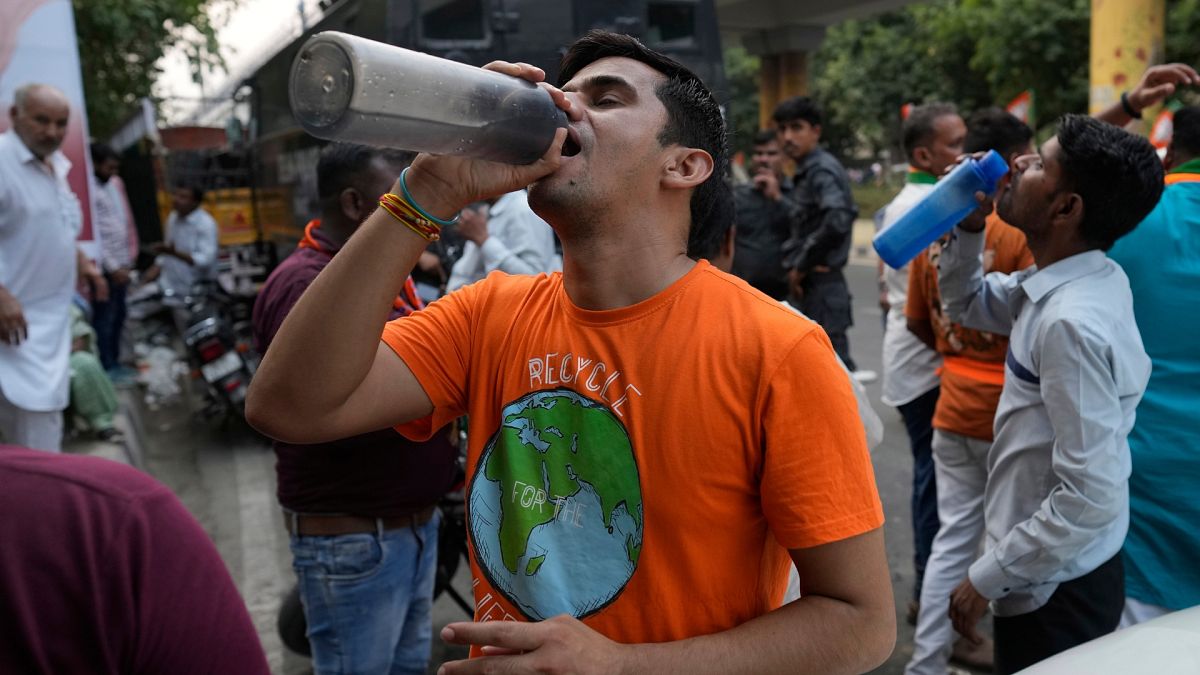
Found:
[1,29,1198,675]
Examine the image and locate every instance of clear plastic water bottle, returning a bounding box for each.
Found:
[289,31,568,165]
[873,150,1010,268]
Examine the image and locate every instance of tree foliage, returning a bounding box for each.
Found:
[73,0,231,138]
[722,46,762,156]
[805,0,1200,157]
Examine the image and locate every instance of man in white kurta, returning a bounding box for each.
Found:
[0,84,103,452]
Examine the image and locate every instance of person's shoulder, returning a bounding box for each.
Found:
[0,446,168,507]
[882,184,926,223]
[1042,259,1132,328]
[693,265,821,336]
[811,148,850,176]
[457,269,561,305]
[258,249,322,301]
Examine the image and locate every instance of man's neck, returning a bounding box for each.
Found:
[318,216,355,248]
[1027,234,1092,269]
[558,214,695,311]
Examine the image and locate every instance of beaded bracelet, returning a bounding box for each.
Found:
[378,193,441,242]
[399,167,460,226]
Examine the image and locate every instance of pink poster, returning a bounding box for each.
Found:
[0,0,96,256]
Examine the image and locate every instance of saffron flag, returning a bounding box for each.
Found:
[1149,108,1174,151]
[1006,90,1035,126]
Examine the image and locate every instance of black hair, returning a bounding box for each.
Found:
[1055,114,1164,251]
[752,129,778,146]
[686,178,734,260]
[316,143,415,201]
[90,142,118,165]
[1171,106,1200,160]
[772,97,822,127]
[902,103,959,162]
[964,107,1034,158]
[558,31,729,249]
[175,184,204,204]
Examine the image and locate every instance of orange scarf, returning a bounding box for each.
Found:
[299,220,424,315]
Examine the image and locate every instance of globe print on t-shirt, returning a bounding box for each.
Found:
[468,388,644,620]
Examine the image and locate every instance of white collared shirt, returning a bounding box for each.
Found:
[879,182,942,407]
[0,130,82,411]
[939,228,1150,616]
[446,190,558,292]
[156,207,218,298]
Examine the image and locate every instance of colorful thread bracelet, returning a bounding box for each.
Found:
[379,192,441,236]
[378,194,441,241]
[399,167,460,226]
[379,197,440,241]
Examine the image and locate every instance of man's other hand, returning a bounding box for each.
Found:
[88,270,110,303]
[1128,63,1200,114]
[949,579,989,646]
[438,615,626,675]
[0,286,28,345]
[752,167,783,202]
[457,206,490,246]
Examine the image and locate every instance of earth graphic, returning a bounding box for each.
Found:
[468,388,643,620]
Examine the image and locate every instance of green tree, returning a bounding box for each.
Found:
[723,46,761,156]
[809,0,1200,157]
[73,0,232,138]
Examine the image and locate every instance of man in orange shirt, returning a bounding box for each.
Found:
[904,108,1034,675]
[248,31,894,674]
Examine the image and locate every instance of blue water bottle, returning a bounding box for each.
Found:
[873,150,1009,268]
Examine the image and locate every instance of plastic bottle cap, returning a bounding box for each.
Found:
[977,149,1009,184]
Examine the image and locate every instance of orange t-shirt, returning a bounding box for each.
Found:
[380,261,882,645]
[906,214,1034,440]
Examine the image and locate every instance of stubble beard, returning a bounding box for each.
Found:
[529,174,604,241]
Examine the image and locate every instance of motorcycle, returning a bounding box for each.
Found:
[180,281,258,418]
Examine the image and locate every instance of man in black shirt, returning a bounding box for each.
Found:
[731,130,799,300]
[774,97,867,376]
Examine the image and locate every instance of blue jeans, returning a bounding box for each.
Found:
[290,511,441,675]
[897,386,940,600]
[91,274,127,371]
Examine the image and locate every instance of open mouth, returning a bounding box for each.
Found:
[562,127,582,157]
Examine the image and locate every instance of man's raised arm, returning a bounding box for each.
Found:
[246,62,574,444]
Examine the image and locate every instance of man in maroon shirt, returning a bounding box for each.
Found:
[252,143,457,675]
[0,445,269,674]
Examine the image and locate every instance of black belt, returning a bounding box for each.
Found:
[283,506,436,536]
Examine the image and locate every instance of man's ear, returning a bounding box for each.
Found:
[1051,190,1084,232]
[339,188,364,222]
[812,123,822,141]
[912,146,932,172]
[662,148,714,190]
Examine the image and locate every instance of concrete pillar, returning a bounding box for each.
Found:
[758,51,810,129]
[743,26,822,131]
[1089,0,1165,128]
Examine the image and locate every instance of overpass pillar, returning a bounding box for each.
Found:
[1090,0,1165,127]
[743,26,825,131]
